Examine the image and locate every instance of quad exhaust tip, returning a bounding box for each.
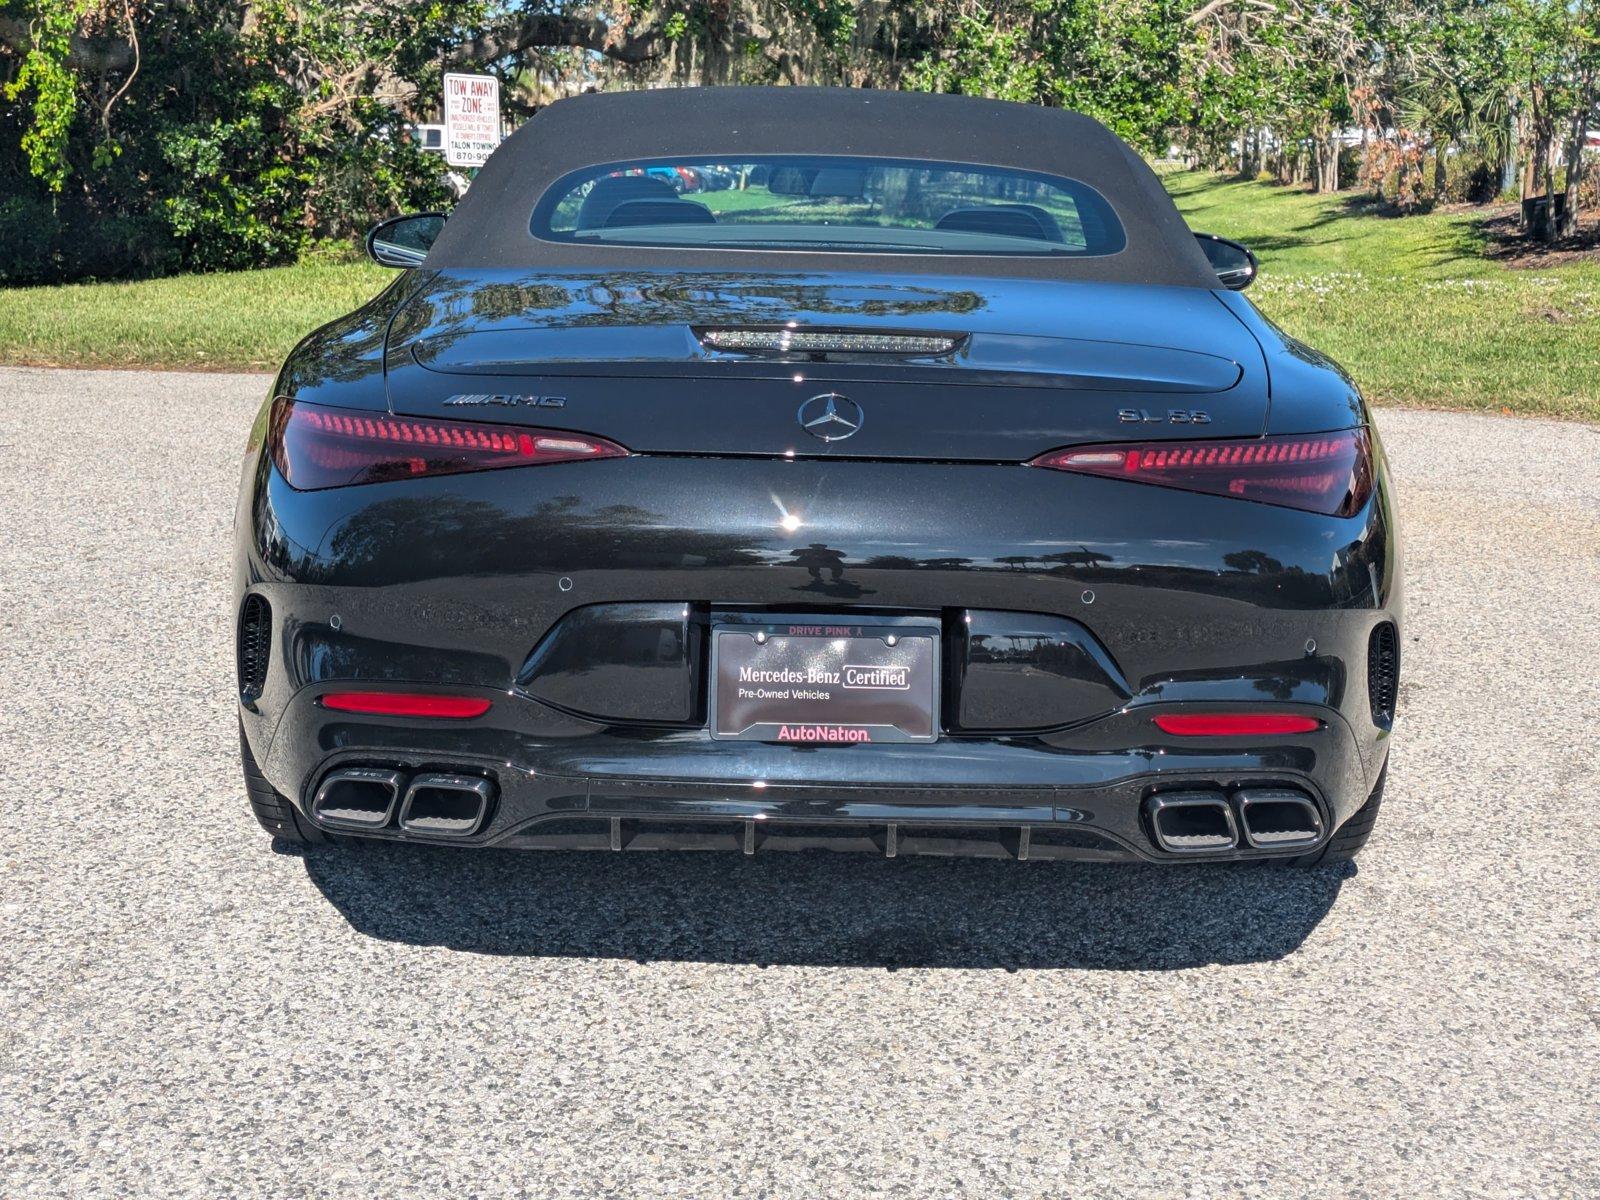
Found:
[1146,791,1238,854]
[399,773,495,837]
[310,767,496,837]
[1145,787,1326,854]
[1236,788,1324,849]
[311,767,406,830]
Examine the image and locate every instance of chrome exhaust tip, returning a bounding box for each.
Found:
[311,767,406,830]
[1146,791,1238,854]
[398,773,495,837]
[1236,789,1325,849]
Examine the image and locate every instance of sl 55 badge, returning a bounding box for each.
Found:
[443,393,566,409]
[1119,408,1212,424]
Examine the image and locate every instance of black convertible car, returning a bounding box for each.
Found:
[236,87,1400,865]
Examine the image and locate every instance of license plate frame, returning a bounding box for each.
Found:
[708,614,941,744]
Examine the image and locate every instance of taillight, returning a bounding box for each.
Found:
[267,398,628,490]
[1029,428,1372,517]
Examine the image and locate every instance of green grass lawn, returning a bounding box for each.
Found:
[1164,170,1599,420]
[0,172,1595,419]
[0,260,395,374]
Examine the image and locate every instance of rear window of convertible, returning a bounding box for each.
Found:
[531,155,1127,257]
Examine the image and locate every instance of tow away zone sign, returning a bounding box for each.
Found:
[443,72,500,168]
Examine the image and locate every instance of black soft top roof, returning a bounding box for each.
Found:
[425,87,1218,288]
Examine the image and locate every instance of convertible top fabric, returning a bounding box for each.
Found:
[425,87,1219,288]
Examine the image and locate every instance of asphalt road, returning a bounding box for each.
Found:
[2,366,1597,1199]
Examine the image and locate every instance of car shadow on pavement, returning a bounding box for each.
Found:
[294,841,1351,970]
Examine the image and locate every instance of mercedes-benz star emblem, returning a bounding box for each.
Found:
[797,393,863,442]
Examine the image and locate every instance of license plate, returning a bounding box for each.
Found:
[709,618,939,744]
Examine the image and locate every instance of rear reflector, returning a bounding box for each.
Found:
[1153,713,1321,736]
[269,398,628,490]
[1030,429,1373,516]
[320,692,493,719]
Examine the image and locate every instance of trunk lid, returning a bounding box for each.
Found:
[384,269,1267,460]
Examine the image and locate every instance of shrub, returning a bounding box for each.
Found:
[1442,154,1500,205]
[0,194,59,283]
[0,1,455,284]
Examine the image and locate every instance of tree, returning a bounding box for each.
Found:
[4,0,1595,281]
[1506,0,1599,239]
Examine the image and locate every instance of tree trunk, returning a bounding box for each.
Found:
[1522,109,1551,234]
[1522,112,1545,203]
[1315,133,1341,193]
[1500,100,1517,196]
[1557,128,1584,241]
[1556,73,1594,241]
[1539,144,1559,244]
[1522,81,1558,242]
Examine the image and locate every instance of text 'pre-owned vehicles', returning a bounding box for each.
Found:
[236,87,1400,865]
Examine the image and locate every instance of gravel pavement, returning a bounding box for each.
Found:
[1,366,1597,1199]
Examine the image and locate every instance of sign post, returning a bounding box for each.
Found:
[443,73,501,168]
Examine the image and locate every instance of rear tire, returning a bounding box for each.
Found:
[1288,760,1385,867]
[240,719,324,845]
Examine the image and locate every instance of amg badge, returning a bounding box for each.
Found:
[443,394,567,409]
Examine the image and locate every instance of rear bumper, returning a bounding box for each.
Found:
[235,447,1400,862]
[257,688,1371,862]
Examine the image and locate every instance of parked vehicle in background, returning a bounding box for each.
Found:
[409,124,446,154]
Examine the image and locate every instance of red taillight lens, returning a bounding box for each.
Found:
[1030,429,1372,517]
[1153,713,1321,736]
[268,398,628,490]
[320,691,492,718]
